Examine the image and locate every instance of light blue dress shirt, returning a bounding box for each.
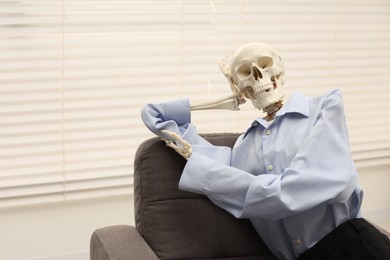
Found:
[141,89,363,260]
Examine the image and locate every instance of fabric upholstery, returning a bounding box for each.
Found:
[134,133,276,260]
[90,225,159,260]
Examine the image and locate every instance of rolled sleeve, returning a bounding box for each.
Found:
[164,99,191,125]
[141,99,193,141]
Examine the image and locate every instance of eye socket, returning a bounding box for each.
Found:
[236,64,251,80]
[235,57,274,80]
[257,57,273,69]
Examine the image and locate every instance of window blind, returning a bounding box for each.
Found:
[1,0,389,208]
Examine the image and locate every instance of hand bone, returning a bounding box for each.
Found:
[161,130,192,159]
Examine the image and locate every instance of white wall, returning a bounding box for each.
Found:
[0,165,389,260]
[0,195,134,260]
[358,165,390,227]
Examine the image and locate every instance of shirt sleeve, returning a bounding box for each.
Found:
[141,99,232,162]
[179,91,359,220]
[141,99,193,141]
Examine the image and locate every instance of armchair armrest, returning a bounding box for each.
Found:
[90,225,159,260]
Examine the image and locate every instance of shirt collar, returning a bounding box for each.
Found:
[277,92,310,118]
[243,92,310,137]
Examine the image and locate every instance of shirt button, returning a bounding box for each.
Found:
[295,239,302,246]
[265,129,272,135]
[267,165,274,171]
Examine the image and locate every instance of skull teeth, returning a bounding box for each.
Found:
[254,83,274,96]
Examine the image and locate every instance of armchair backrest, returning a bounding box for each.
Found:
[133,133,276,260]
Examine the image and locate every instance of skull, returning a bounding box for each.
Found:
[225,42,285,110]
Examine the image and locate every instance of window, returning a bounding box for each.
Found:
[1,0,389,208]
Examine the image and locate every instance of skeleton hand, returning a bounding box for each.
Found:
[161,130,192,159]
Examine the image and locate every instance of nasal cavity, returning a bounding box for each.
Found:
[252,66,263,80]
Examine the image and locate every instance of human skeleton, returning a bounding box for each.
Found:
[142,42,385,260]
[163,42,286,159]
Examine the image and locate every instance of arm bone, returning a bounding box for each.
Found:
[190,93,245,111]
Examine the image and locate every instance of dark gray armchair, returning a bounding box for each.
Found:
[90,133,276,260]
[90,133,389,260]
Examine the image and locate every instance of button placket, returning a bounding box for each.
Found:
[262,127,274,173]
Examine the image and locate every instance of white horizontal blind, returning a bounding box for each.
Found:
[1,0,389,208]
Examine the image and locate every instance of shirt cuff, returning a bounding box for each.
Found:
[178,152,216,195]
[164,99,191,126]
